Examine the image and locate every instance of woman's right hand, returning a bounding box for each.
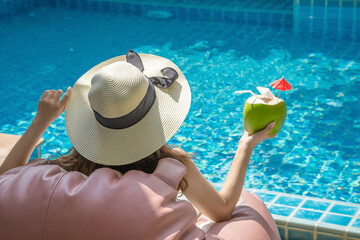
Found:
[239,122,277,149]
[0,87,72,174]
[34,87,72,127]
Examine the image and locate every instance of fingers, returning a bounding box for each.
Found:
[40,89,57,100]
[54,89,63,101]
[242,121,249,134]
[264,122,277,139]
[266,122,275,132]
[39,87,72,114]
[254,122,276,139]
[41,88,71,101]
[45,90,55,101]
[60,87,72,107]
[40,90,51,100]
[267,134,277,139]
[36,87,72,125]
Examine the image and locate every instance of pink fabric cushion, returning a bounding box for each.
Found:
[0,158,205,240]
[198,191,280,240]
[0,158,280,240]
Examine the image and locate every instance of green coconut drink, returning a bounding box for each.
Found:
[236,77,291,135]
[243,95,287,135]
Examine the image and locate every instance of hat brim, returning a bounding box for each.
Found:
[65,54,191,165]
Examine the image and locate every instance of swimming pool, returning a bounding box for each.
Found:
[0,0,359,204]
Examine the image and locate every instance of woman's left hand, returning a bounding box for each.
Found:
[34,87,72,126]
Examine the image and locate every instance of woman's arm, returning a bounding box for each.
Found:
[0,88,72,174]
[177,122,276,222]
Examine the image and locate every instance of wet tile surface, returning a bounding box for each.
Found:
[269,204,296,217]
[330,204,359,216]
[321,214,352,226]
[301,199,331,211]
[275,195,304,207]
[293,209,323,221]
[254,191,277,203]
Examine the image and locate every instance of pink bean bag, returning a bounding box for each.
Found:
[0,158,280,240]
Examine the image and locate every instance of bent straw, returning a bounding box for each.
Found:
[234,90,257,97]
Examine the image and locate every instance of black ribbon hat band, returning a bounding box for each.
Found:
[93,82,156,129]
[92,50,179,130]
[126,50,179,88]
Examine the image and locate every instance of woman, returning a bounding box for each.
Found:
[0,50,280,239]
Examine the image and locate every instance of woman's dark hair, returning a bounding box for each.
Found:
[46,145,189,192]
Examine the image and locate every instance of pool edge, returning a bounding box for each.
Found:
[246,188,360,240]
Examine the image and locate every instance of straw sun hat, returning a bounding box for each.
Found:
[65,50,191,165]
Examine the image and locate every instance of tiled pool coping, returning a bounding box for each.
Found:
[247,188,360,240]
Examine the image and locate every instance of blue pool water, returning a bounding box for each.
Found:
[0,4,360,203]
